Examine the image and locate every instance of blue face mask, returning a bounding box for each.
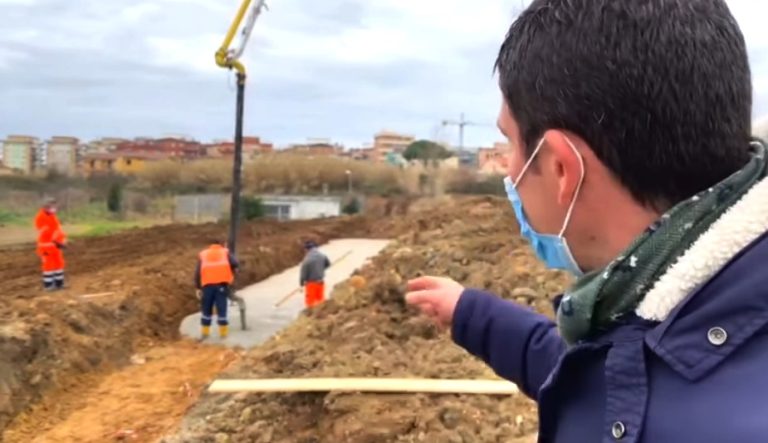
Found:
[504,136,585,277]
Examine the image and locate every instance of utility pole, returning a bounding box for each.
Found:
[441,113,478,150]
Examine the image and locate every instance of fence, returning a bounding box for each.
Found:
[173,194,229,223]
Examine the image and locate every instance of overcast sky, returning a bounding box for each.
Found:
[1,0,767,148]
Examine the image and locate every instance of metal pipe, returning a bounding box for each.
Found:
[228,72,246,255]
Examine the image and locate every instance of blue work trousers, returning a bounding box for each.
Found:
[201,284,229,326]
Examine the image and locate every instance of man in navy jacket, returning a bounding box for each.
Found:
[406,1,768,442]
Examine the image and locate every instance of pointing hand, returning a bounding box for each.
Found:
[405,276,465,328]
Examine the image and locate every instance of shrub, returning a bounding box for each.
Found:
[342,197,361,215]
[241,195,264,220]
[446,169,506,196]
[107,183,123,213]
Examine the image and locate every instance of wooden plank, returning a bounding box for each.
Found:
[273,288,301,308]
[208,378,518,395]
[79,292,116,299]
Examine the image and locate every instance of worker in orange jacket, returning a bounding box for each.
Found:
[194,240,239,340]
[300,240,330,308]
[34,198,67,291]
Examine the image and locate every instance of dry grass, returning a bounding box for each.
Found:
[137,155,412,195]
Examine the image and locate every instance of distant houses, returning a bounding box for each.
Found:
[0,128,524,178]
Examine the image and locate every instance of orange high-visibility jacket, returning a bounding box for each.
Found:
[34,209,66,253]
[199,245,235,287]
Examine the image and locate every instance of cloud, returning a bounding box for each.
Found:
[0,0,765,148]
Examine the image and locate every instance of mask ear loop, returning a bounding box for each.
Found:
[513,137,548,185]
[558,136,586,238]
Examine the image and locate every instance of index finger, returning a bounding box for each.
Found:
[406,276,443,292]
[404,289,438,306]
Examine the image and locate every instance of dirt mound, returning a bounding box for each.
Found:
[165,197,571,442]
[4,341,238,442]
[0,215,387,434]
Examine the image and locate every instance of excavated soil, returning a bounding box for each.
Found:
[164,197,572,443]
[0,213,403,439]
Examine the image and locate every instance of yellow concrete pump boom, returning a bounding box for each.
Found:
[215,0,267,76]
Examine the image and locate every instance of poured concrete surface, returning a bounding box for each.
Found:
[179,239,390,348]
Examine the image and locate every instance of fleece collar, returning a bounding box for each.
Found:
[637,175,768,321]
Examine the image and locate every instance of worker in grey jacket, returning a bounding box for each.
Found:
[300,240,330,308]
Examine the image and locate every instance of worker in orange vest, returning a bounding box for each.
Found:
[300,240,330,308]
[194,240,239,340]
[34,198,67,291]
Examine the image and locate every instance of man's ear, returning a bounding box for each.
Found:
[541,130,585,206]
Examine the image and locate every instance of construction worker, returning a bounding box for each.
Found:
[194,240,238,340]
[299,240,330,308]
[34,198,67,291]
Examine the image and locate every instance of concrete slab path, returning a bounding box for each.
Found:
[179,239,390,348]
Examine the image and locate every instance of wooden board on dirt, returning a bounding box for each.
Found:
[79,292,116,299]
[208,378,519,395]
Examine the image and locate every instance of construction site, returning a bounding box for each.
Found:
[0,194,570,442]
[1,3,568,440]
[7,0,768,441]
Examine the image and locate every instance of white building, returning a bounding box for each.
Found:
[35,141,47,169]
[259,195,343,221]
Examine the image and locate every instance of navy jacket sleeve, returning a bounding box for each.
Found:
[451,289,566,400]
[194,260,202,289]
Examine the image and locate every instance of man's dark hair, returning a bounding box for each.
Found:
[497,0,752,209]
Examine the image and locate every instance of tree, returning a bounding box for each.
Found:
[107,182,123,214]
[402,140,453,166]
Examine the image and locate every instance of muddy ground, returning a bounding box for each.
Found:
[164,197,571,443]
[0,198,410,440]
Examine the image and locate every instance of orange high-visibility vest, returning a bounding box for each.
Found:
[199,245,234,286]
[34,209,66,254]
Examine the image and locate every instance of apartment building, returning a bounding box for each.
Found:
[372,130,415,162]
[477,142,510,175]
[206,136,274,159]
[115,137,205,161]
[45,136,80,175]
[1,135,39,174]
[86,137,129,154]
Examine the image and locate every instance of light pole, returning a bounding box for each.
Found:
[345,170,352,194]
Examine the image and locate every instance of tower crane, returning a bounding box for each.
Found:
[441,113,488,150]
